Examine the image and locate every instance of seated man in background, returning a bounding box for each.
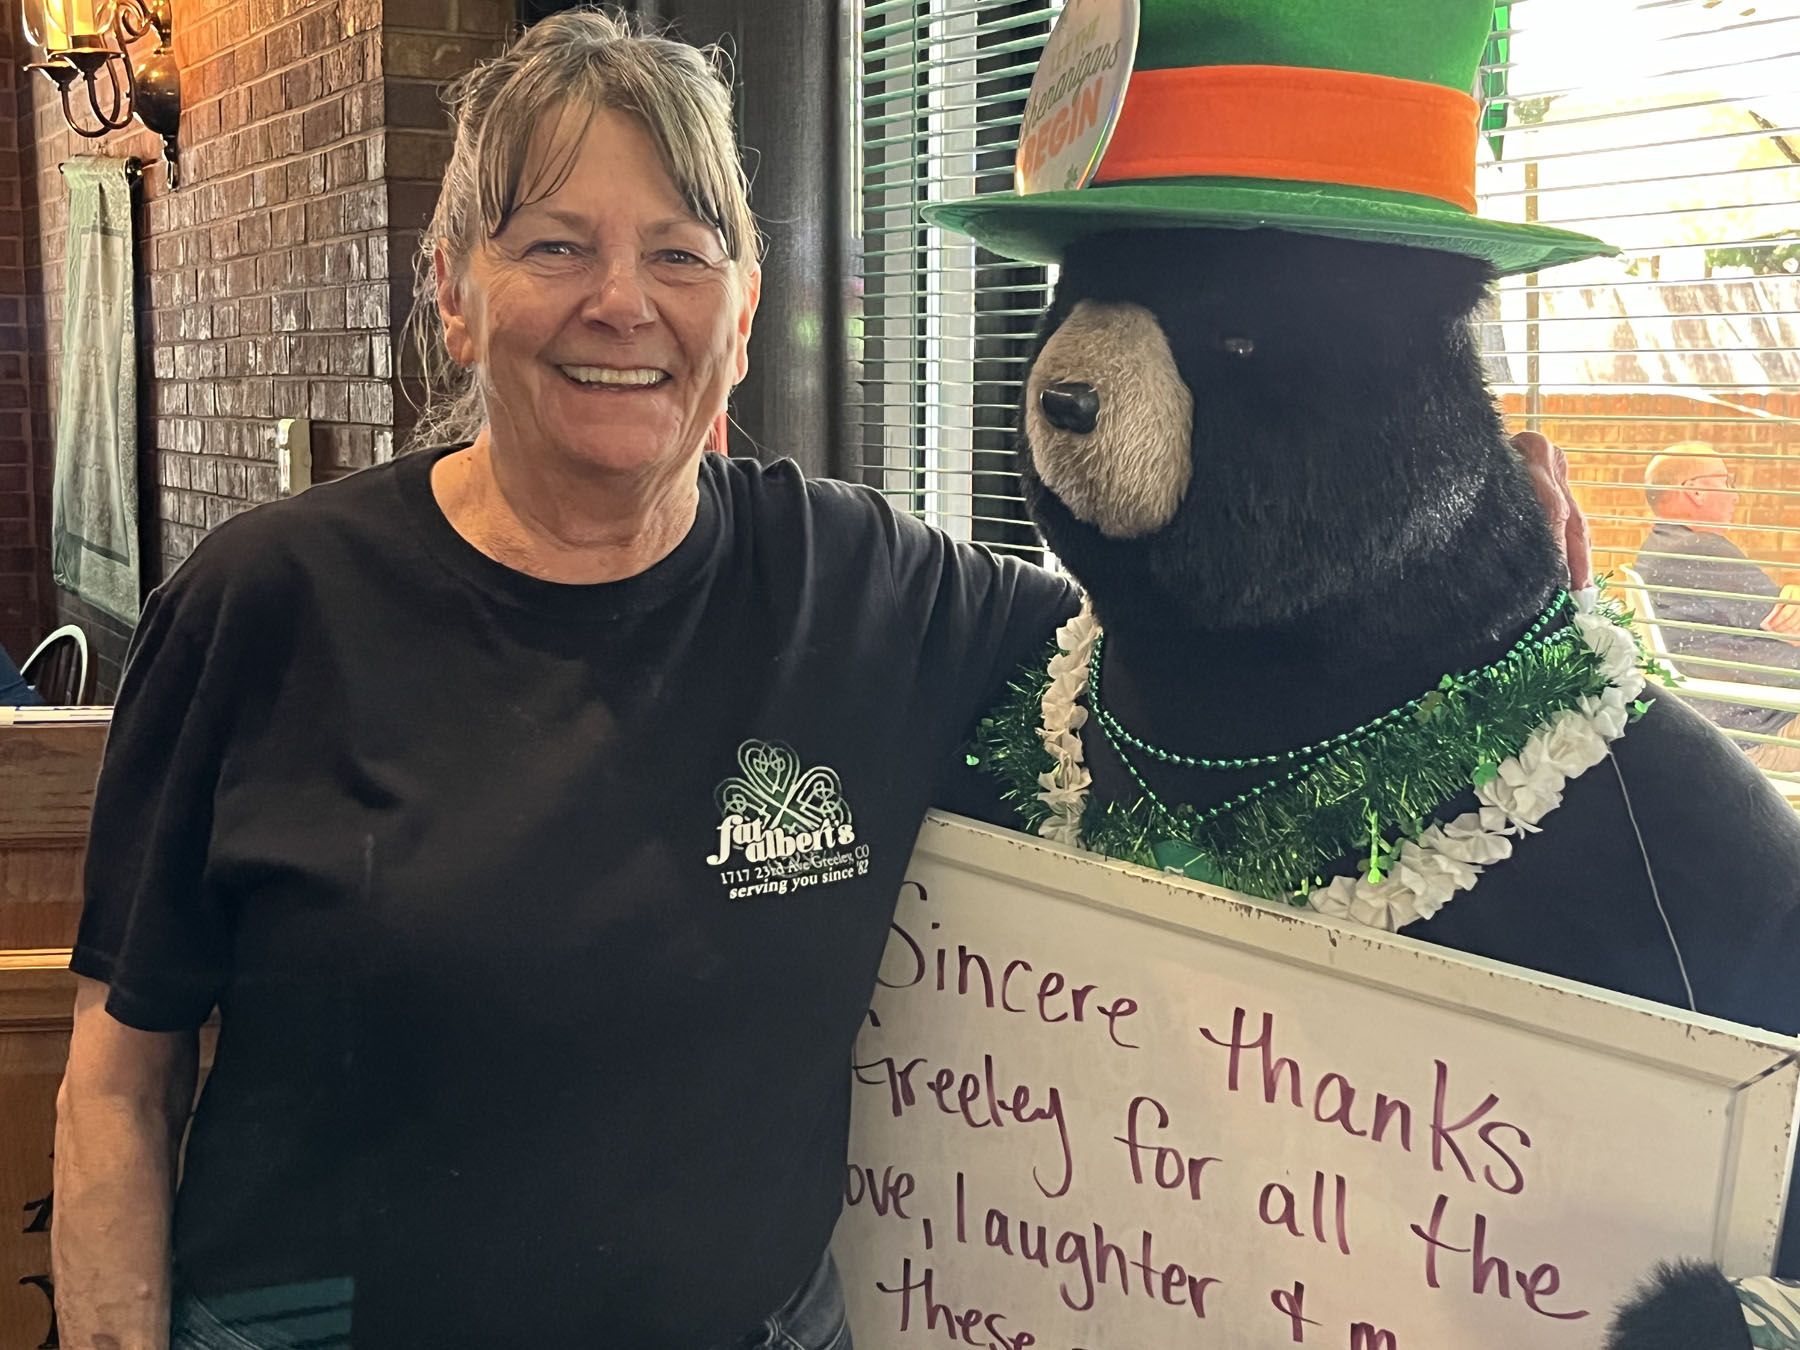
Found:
[1636,442,1800,771]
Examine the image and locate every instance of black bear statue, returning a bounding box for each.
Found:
[927,0,1800,1339]
[950,225,1800,1349]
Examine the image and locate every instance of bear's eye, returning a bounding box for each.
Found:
[1221,335,1256,358]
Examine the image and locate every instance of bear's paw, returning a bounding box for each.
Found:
[1606,1261,1756,1350]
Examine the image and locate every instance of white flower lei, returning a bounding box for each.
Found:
[1033,587,1646,934]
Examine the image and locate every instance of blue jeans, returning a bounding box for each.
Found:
[751,1251,852,1350]
[170,1253,851,1349]
[169,1278,352,1350]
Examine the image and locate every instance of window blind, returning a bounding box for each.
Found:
[854,0,1800,792]
[856,0,1056,560]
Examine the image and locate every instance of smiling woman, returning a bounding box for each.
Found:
[422,104,762,581]
[50,9,1081,1349]
[411,19,763,584]
[413,8,761,432]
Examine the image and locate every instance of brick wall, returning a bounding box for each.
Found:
[9,0,506,699]
[0,0,36,667]
[1501,391,1800,590]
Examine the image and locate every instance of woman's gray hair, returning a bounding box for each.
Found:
[405,6,760,450]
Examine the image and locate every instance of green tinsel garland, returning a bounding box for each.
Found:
[969,596,1654,904]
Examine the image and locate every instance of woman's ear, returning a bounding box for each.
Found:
[435,244,476,368]
[733,262,762,385]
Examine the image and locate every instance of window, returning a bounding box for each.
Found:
[1479,0,1800,791]
[856,0,1054,560]
[855,0,1800,792]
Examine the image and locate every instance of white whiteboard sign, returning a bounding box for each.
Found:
[836,815,1800,1350]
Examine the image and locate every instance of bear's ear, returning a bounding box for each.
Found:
[1604,1261,1751,1350]
[1045,232,1133,311]
[1400,246,1499,321]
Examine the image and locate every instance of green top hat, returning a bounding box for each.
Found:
[924,0,1617,275]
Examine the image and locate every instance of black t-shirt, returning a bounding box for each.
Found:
[72,447,1077,1347]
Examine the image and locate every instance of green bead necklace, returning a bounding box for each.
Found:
[1089,590,1575,833]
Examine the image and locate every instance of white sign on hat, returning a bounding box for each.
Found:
[1015,0,1141,195]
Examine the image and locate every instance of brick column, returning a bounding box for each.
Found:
[381,0,511,447]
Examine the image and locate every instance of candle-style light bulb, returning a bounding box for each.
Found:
[65,0,119,41]
[21,0,70,51]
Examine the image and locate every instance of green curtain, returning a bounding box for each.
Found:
[51,157,140,624]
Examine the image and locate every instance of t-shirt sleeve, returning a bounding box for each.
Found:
[71,576,239,1031]
[877,501,1080,745]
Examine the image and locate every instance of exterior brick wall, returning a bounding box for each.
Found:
[8,0,506,699]
[1501,391,1800,591]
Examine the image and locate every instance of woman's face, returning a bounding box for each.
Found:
[437,106,759,487]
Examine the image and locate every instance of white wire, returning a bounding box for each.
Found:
[1609,752,1697,1013]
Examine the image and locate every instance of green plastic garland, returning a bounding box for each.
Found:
[969,592,1652,903]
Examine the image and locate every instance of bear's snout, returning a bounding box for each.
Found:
[1025,299,1194,539]
[1039,381,1100,434]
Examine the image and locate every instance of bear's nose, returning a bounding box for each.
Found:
[1039,381,1100,435]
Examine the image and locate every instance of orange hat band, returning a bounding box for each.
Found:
[1093,64,1480,214]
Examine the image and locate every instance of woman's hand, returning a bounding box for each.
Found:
[1512,431,1592,590]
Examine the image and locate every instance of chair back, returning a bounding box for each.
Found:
[1615,566,1683,680]
[21,625,90,705]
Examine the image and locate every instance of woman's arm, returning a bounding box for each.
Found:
[53,975,200,1350]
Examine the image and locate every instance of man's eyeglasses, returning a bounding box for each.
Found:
[1682,472,1735,490]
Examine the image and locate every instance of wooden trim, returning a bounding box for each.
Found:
[0,953,77,1032]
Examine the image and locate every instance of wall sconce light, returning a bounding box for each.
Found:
[22,0,181,188]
